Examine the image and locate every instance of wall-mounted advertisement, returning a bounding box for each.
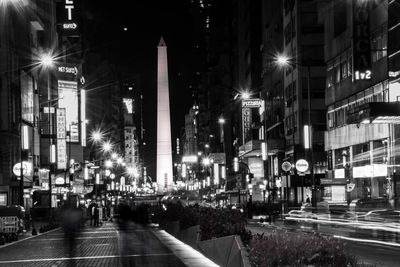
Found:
[58,80,79,142]
[124,127,136,164]
[353,0,371,80]
[248,157,263,179]
[20,71,34,123]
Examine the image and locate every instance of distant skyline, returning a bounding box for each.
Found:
[81,0,207,176]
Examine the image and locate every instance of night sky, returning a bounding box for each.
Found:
[81,0,205,176]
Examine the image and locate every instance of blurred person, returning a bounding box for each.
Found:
[61,199,83,266]
[94,203,99,226]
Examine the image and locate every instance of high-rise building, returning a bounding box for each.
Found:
[321,0,400,207]
[0,0,58,206]
[281,0,326,204]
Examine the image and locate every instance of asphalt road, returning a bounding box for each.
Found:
[0,221,185,267]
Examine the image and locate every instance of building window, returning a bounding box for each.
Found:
[372,25,388,63]
[327,62,333,88]
[326,80,388,129]
[353,142,370,167]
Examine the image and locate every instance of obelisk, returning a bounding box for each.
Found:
[156,37,173,192]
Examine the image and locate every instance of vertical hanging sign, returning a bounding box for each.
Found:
[57,0,80,36]
[353,0,371,80]
[242,108,251,144]
[56,108,67,170]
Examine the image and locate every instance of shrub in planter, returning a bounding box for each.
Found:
[158,203,252,245]
[249,231,372,267]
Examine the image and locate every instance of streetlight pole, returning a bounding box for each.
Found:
[306,65,316,208]
[274,55,316,208]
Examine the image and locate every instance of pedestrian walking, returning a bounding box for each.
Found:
[94,204,99,226]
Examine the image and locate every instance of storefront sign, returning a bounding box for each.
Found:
[58,80,79,142]
[295,159,309,173]
[55,177,65,185]
[353,164,387,178]
[209,153,226,165]
[353,0,371,80]
[13,162,29,177]
[242,99,263,108]
[248,157,263,178]
[242,107,251,143]
[281,161,292,172]
[0,193,7,206]
[57,0,80,36]
[56,108,67,170]
[20,71,34,123]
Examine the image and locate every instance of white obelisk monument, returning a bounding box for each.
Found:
[156,37,173,193]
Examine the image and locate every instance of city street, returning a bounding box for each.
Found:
[0,222,185,267]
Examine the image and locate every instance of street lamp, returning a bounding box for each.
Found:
[275,53,315,208]
[101,140,113,153]
[38,52,55,217]
[90,129,104,143]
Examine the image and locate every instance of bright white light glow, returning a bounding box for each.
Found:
[116,157,123,165]
[304,125,311,149]
[102,141,113,152]
[202,157,211,166]
[105,160,113,168]
[111,152,118,159]
[39,53,55,68]
[182,155,198,163]
[22,125,29,150]
[50,144,56,164]
[261,142,267,161]
[241,92,250,100]
[90,129,103,143]
[275,53,290,67]
[218,117,225,124]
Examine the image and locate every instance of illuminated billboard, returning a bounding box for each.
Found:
[56,108,67,170]
[20,71,34,123]
[58,80,79,142]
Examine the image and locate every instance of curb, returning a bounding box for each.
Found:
[150,228,219,267]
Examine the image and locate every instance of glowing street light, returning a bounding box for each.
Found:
[241,91,250,100]
[90,129,104,143]
[104,160,113,168]
[111,152,118,159]
[274,53,291,67]
[202,157,211,166]
[102,141,113,153]
[39,53,55,69]
[218,117,226,124]
[116,157,123,165]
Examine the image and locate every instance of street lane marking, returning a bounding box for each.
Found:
[334,235,400,248]
[38,236,118,241]
[0,253,175,264]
